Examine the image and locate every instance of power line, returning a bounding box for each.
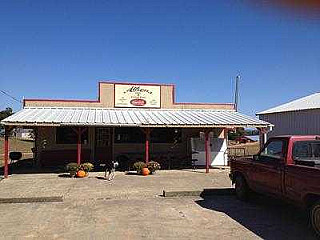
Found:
[0,90,22,103]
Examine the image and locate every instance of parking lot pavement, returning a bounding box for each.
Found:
[0,170,317,239]
[0,169,232,200]
[0,195,317,239]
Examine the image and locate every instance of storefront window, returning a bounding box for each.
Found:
[114,128,181,144]
[114,128,144,143]
[151,128,181,143]
[56,127,88,144]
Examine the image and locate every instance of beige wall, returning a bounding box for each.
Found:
[24,82,235,110]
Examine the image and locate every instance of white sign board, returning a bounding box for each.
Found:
[114,84,161,108]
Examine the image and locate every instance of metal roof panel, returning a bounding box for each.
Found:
[1,107,271,128]
[257,92,320,115]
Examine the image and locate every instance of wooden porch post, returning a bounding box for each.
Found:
[258,127,267,150]
[145,128,151,164]
[205,130,211,173]
[77,127,81,165]
[4,127,10,178]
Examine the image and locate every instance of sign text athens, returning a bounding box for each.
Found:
[114,84,161,108]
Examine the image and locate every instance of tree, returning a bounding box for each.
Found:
[0,107,13,121]
[228,127,245,140]
[0,107,13,130]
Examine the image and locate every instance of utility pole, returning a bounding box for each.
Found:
[234,74,240,112]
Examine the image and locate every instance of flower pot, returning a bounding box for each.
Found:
[76,170,86,178]
[141,167,150,176]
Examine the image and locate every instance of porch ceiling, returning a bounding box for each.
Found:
[1,107,272,128]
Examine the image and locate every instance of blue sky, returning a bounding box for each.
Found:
[0,0,319,116]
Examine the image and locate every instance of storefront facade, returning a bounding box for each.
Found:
[2,82,272,177]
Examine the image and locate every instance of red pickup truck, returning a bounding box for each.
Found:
[229,135,320,235]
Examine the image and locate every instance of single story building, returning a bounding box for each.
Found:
[257,92,320,138]
[1,81,272,178]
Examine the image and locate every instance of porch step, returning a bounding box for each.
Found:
[162,188,234,197]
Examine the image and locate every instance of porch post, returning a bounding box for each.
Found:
[77,127,81,165]
[224,128,229,166]
[4,127,9,178]
[145,128,150,164]
[258,128,267,150]
[205,130,211,173]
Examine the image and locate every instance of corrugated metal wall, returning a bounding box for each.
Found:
[259,109,320,137]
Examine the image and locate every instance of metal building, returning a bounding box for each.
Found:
[257,92,320,137]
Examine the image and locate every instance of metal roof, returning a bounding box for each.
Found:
[1,107,271,128]
[257,92,320,115]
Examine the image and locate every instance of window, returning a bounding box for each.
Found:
[114,128,144,143]
[260,140,284,159]
[56,127,88,144]
[114,128,182,144]
[151,129,181,143]
[293,141,320,161]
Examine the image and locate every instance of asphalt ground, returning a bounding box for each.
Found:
[0,170,317,239]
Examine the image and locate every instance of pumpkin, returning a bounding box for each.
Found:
[77,170,86,178]
[142,167,150,176]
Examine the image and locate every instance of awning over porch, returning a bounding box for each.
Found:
[1,107,272,128]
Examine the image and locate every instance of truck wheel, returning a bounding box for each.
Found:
[235,175,249,201]
[310,201,320,236]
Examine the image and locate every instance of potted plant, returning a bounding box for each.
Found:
[66,162,94,178]
[147,161,161,174]
[133,161,147,175]
[78,162,94,177]
[66,163,79,177]
[80,162,94,174]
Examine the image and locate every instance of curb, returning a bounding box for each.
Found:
[163,188,234,197]
[0,196,63,204]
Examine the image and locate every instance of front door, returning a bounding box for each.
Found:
[95,128,113,164]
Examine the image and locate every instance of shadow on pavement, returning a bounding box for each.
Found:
[196,194,318,240]
[0,158,133,176]
[0,158,65,175]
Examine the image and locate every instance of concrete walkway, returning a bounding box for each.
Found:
[0,169,231,201]
[0,169,317,240]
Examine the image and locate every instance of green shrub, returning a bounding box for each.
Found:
[133,161,147,174]
[80,162,94,172]
[147,161,161,174]
[66,162,79,177]
[66,162,94,177]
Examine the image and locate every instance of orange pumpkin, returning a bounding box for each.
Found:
[142,167,150,176]
[77,170,86,178]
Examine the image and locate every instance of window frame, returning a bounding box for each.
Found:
[292,140,320,161]
[55,127,89,145]
[259,139,286,162]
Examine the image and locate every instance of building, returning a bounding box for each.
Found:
[14,128,33,140]
[257,92,320,137]
[1,81,271,178]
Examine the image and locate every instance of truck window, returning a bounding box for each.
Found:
[293,141,320,161]
[313,142,320,159]
[260,140,284,159]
